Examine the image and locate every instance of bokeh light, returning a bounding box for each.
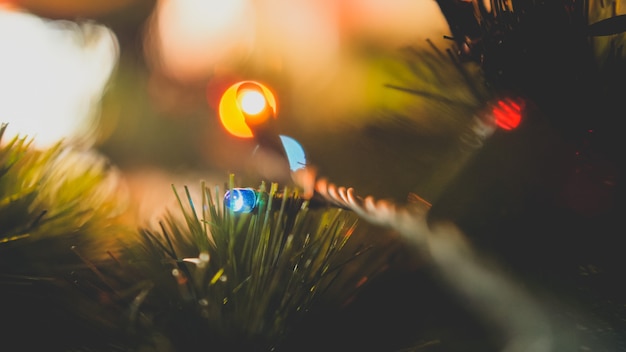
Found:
[144,0,451,131]
[0,6,118,148]
[146,0,254,81]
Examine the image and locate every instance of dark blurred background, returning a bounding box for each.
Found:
[2,0,626,350]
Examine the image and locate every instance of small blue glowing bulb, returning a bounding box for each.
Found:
[224,188,258,213]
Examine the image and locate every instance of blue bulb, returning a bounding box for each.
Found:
[224,188,258,213]
[279,134,307,171]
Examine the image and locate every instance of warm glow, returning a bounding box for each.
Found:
[149,0,253,80]
[218,81,277,138]
[0,8,118,148]
[238,89,267,115]
[493,97,524,130]
[145,0,451,127]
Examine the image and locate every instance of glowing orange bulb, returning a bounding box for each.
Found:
[218,80,277,138]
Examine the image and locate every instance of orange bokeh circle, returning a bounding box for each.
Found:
[218,80,277,138]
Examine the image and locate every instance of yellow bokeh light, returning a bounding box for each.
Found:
[218,80,277,138]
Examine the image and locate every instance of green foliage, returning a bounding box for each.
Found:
[0,126,401,350]
[0,122,134,262]
[0,122,140,350]
[129,174,399,350]
[376,40,492,136]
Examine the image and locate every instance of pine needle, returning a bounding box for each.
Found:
[133,174,400,350]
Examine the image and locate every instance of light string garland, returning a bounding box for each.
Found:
[0,3,620,346]
[216,77,551,351]
[218,80,307,179]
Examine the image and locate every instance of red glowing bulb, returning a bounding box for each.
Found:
[492,97,524,130]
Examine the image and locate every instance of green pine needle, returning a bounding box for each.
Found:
[0,122,135,261]
[1,123,404,351]
[0,122,142,350]
[130,174,400,350]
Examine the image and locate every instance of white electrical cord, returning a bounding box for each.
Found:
[312,175,554,352]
